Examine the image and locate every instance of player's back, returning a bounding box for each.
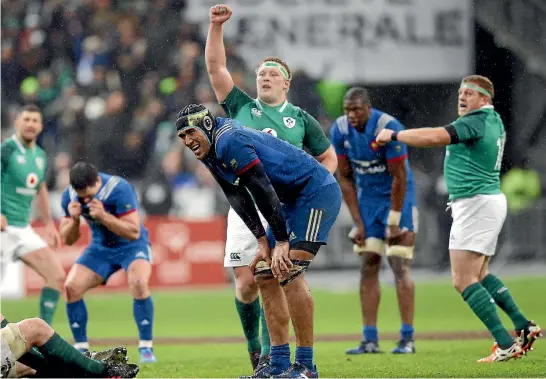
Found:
[331,111,416,200]
[1,136,48,226]
[214,118,335,203]
[445,106,505,200]
[62,173,149,248]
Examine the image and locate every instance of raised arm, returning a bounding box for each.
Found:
[205,4,235,103]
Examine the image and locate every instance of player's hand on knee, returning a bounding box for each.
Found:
[376,129,393,146]
[271,241,292,279]
[348,225,366,247]
[1,214,7,231]
[250,236,272,274]
[210,4,232,24]
[386,225,405,246]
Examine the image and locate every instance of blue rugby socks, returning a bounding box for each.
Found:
[270,344,291,375]
[134,296,154,348]
[66,299,89,350]
[363,325,378,342]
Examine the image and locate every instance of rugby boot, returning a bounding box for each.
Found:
[345,340,381,354]
[391,339,416,354]
[477,341,524,363]
[515,321,542,353]
[273,362,318,378]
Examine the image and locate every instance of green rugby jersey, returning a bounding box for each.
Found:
[1,135,48,226]
[221,86,330,156]
[445,105,505,201]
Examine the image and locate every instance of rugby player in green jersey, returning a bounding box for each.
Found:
[376,75,541,363]
[205,4,337,377]
[1,105,65,325]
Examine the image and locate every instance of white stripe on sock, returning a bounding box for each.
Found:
[139,340,153,348]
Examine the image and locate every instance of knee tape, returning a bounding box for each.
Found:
[253,259,311,287]
[279,260,311,287]
[386,245,414,259]
[1,323,27,360]
[353,237,385,255]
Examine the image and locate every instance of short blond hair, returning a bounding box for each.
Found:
[257,56,292,80]
[461,75,494,100]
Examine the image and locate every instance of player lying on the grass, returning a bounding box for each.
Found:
[205,3,337,373]
[59,162,156,363]
[1,104,65,325]
[376,75,542,363]
[175,104,342,378]
[0,313,138,378]
[330,87,417,355]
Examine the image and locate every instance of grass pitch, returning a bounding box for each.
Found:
[3,276,545,377]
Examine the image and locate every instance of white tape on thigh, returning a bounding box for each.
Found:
[1,324,27,360]
[353,237,385,255]
[386,245,414,259]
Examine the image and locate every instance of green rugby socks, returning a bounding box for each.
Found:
[462,282,514,349]
[481,274,529,331]
[39,287,60,325]
[235,297,261,353]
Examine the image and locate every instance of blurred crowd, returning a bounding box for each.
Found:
[2,0,543,225]
[2,0,330,219]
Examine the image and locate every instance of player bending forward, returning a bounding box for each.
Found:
[0,313,138,378]
[59,162,156,363]
[176,104,341,378]
[330,87,417,354]
[1,104,65,325]
[205,3,337,373]
[376,75,542,362]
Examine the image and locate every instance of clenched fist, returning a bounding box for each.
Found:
[210,4,232,24]
[68,201,82,221]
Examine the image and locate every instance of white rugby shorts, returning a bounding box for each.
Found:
[1,225,48,263]
[224,206,269,268]
[449,193,507,256]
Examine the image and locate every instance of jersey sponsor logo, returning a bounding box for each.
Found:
[343,140,351,150]
[251,108,262,117]
[230,158,238,170]
[351,159,387,175]
[370,140,380,152]
[262,128,278,138]
[283,117,296,129]
[16,155,26,164]
[26,173,39,188]
[35,156,45,170]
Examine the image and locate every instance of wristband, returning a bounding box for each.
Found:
[387,210,401,226]
[391,131,399,141]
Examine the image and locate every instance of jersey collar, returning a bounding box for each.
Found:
[11,134,35,155]
[254,99,289,113]
[481,105,494,109]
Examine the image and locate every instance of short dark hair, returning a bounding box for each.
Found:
[70,162,99,190]
[344,87,371,104]
[18,104,42,115]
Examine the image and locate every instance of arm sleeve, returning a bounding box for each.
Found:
[383,120,408,163]
[220,86,254,118]
[329,122,347,157]
[114,181,139,217]
[238,162,289,242]
[449,112,487,143]
[302,111,331,156]
[61,189,71,217]
[214,173,266,239]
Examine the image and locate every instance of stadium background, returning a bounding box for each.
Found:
[1,0,545,377]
